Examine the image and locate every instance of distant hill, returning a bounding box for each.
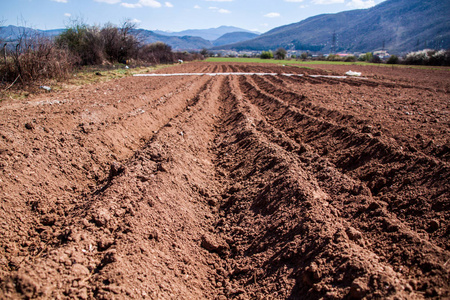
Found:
[154,26,259,41]
[134,29,212,50]
[213,32,259,47]
[215,0,450,54]
[0,25,64,42]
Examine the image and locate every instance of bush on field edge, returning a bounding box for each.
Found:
[0,20,204,89]
[402,49,450,66]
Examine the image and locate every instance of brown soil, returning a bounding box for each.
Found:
[0,62,449,299]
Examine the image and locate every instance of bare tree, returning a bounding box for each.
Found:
[101,20,139,63]
[0,18,6,64]
[1,19,74,86]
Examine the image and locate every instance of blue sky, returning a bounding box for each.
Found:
[2,0,386,33]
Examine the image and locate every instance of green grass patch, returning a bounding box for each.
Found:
[206,57,450,71]
[206,57,372,66]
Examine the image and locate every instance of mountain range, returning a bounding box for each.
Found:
[134,29,213,50]
[134,26,259,50]
[153,26,259,41]
[215,0,450,54]
[1,0,448,54]
[0,25,64,41]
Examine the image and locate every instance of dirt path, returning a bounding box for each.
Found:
[0,62,448,299]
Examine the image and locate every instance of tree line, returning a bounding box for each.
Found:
[258,48,450,66]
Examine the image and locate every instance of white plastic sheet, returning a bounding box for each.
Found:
[345,70,362,76]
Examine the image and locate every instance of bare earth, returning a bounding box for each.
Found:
[0,62,449,299]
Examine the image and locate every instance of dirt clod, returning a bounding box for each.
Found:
[92,209,111,227]
[98,236,114,251]
[346,226,363,241]
[428,219,440,232]
[349,278,369,299]
[108,161,125,180]
[201,234,229,255]
[72,264,90,278]
[102,249,119,265]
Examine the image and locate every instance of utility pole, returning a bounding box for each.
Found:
[331,31,336,54]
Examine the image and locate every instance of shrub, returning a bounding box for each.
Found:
[386,55,399,64]
[200,48,209,57]
[101,21,139,64]
[260,51,273,59]
[139,42,174,64]
[327,54,341,61]
[56,22,104,65]
[344,55,356,62]
[327,54,336,61]
[358,52,373,62]
[428,50,450,66]
[371,55,382,63]
[403,49,450,66]
[174,51,202,62]
[275,48,287,60]
[1,33,74,86]
[56,20,140,66]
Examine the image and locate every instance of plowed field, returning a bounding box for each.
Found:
[0,62,449,299]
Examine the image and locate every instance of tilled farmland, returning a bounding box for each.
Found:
[0,62,448,299]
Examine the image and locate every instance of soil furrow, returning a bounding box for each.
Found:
[1,75,226,299]
[0,62,448,299]
[0,73,215,296]
[269,72,450,161]
[234,74,449,297]
[240,74,449,242]
[213,76,419,299]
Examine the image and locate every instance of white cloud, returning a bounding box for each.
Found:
[121,2,138,7]
[94,0,121,3]
[347,0,375,8]
[140,0,162,7]
[209,6,230,13]
[285,0,304,2]
[194,5,201,9]
[121,0,161,8]
[205,0,232,2]
[51,0,68,3]
[165,2,173,7]
[264,12,281,18]
[64,13,71,17]
[312,0,344,4]
[131,18,142,23]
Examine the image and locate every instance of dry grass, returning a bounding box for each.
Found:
[0,64,171,102]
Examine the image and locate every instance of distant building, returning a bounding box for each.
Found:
[336,53,352,57]
[373,50,390,59]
